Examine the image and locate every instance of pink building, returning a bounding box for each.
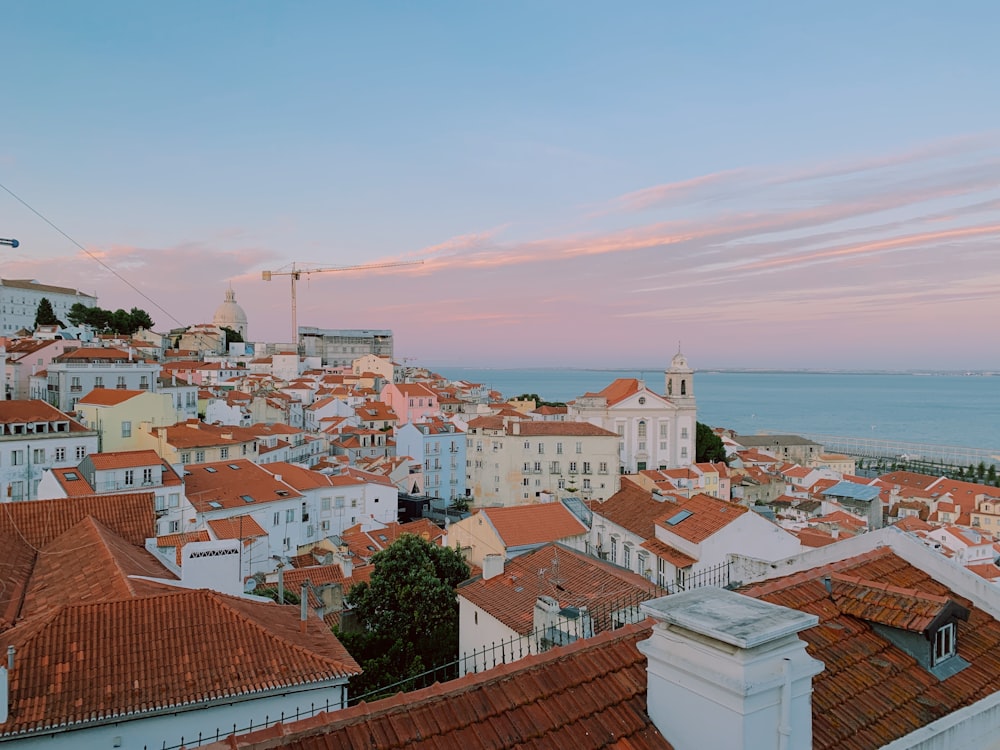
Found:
[379,381,438,424]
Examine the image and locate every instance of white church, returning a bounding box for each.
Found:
[568,352,697,472]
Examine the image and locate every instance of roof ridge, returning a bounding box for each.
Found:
[205,590,361,676]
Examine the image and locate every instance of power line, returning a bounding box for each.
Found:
[0,180,186,329]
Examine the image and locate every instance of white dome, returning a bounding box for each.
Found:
[670,352,690,371]
[213,288,248,339]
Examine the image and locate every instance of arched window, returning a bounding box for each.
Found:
[638,421,647,439]
[680,379,687,396]
[667,379,673,396]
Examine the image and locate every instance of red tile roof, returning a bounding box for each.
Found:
[654,493,748,544]
[75,388,145,406]
[481,503,588,547]
[514,421,619,437]
[22,516,175,618]
[208,620,669,750]
[0,492,155,548]
[588,482,685,540]
[740,548,998,750]
[0,590,360,738]
[183,459,303,511]
[208,514,268,540]
[458,543,660,634]
[0,399,90,430]
[87,449,165,470]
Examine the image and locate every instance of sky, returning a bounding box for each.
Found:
[2,2,999,370]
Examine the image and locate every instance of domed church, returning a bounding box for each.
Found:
[212,287,248,340]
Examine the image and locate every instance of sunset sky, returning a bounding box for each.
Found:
[3,3,998,370]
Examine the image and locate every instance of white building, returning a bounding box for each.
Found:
[0,278,97,335]
[465,417,620,506]
[0,400,99,501]
[32,346,161,412]
[568,352,697,473]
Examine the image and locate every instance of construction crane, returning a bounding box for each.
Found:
[261,260,423,346]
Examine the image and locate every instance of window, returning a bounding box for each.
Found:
[623,543,632,569]
[283,537,291,550]
[142,468,153,484]
[569,461,578,473]
[124,470,134,486]
[638,422,647,439]
[140,375,149,390]
[583,462,591,474]
[609,536,618,564]
[556,442,563,454]
[681,427,689,439]
[71,376,81,392]
[155,495,167,511]
[117,376,127,389]
[351,498,358,508]
[538,443,544,454]
[9,481,23,501]
[94,376,104,389]
[935,623,956,663]
[638,396,646,404]
[335,496,345,509]
[10,450,23,466]
[660,441,668,450]
[286,508,295,522]
[195,450,205,462]
[575,442,583,454]
[681,447,688,458]
[523,478,530,486]
[273,511,281,527]
[32,448,45,463]
[55,447,66,462]
[583,478,591,489]
[168,520,180,533]
[321,497,331,511]
[599,462,608,474]
[523,462,531,472]
[121,420,132,438]
[220,447,229,459]
[523,440,530,450]
[168,493,179,507]
[558,478,566,489]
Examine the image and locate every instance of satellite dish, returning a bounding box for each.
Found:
[243,577,257,593]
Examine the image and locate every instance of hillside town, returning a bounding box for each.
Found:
[2,280,1000,749]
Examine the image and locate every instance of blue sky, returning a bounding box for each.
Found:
[3,2,999,369]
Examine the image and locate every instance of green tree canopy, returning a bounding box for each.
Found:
[221,326,244,347]
[34,297,62,327]
[695,422,728,463]
[65,303,154,335]
[335,534,469,698]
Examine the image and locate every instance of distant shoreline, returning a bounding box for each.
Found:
[432,366,998,377]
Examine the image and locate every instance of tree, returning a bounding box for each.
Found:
[695,422,728,463]
[64,303,153,335]
[221,326,244,348]
[34,297,62,327]
[977,462,987,480]
[989,465,998,485]
[335,534,469,698]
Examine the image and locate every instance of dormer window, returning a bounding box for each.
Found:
[934,622,956,664]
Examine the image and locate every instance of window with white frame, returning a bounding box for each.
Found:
[934,623,956,663]
[32,448,45,463]
[121,420,131,438]
[55,447,66,462]
[124,470,134,486]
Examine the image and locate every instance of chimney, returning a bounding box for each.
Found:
[482,553,504,580]
[638,587,823,750]
[300,582,309,632]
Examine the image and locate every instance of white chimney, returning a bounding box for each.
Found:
[482,553,504,580]
[638,587,823,750]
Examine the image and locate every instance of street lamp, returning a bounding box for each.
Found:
[0,238,19,249]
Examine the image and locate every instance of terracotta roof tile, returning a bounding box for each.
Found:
[0,492,155,548]
[209,620,670,750]
[75,388,145,406]
[458,543,661,634]
[0,590,360,738]
[86,449,166,470]
[589,482,685,539]
[481,503,588,547]
[654,493,748,544]
[208,514,268,540]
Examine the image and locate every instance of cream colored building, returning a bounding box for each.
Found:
[351,353,397,382]
[465,417,620,507]
[76,388,186,453]
[568,352,697,473]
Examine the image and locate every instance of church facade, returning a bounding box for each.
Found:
[567,353,697,473]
